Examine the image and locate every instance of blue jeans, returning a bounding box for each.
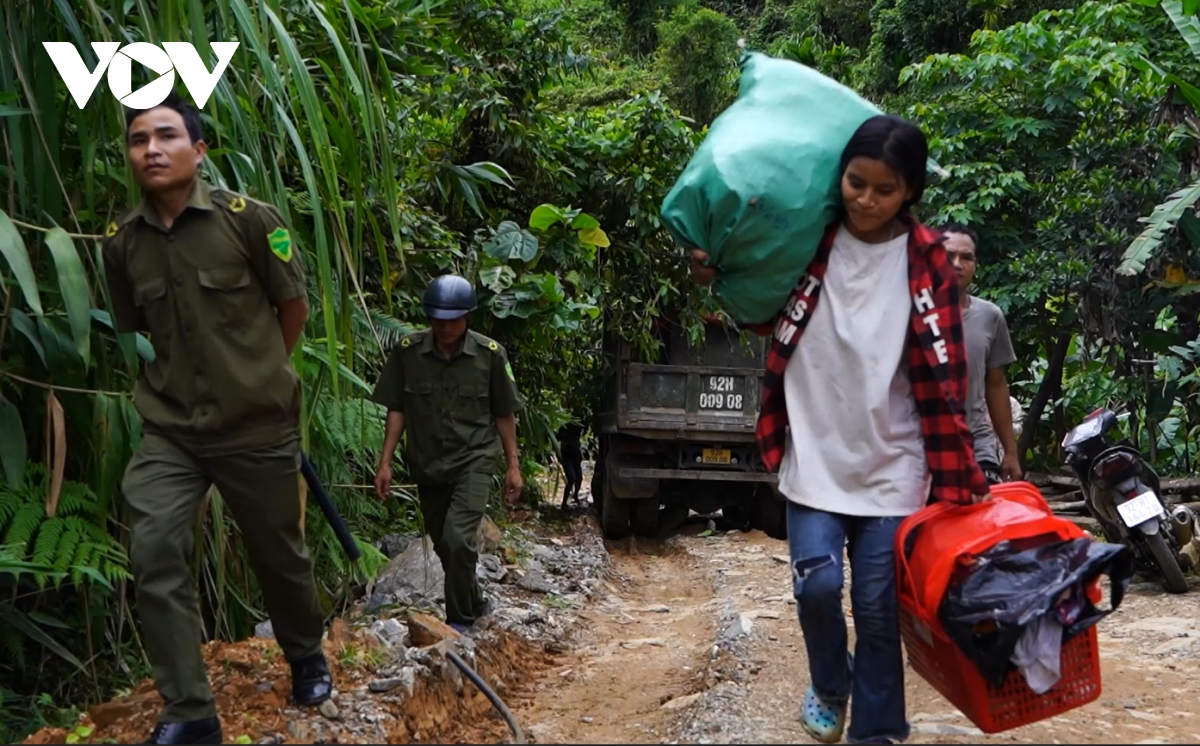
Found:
[787,501,910,743]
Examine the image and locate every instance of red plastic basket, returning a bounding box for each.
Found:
[899,603,1102,733]
[895,482,1104,733]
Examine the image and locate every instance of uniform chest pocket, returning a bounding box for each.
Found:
[197,266,253,326]
[403,381,437,413]
[455,383,491,420]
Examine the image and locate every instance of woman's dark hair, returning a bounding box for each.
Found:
[839,114,929,208]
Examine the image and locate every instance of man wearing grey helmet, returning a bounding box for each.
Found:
[371,274,524,632]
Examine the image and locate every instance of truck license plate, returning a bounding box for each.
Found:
[699,375,745,411]
[1117,489,1164,527]
[702,448,731,464]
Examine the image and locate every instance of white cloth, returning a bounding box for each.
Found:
[1012,615,1063,694]
[777,226,932,517]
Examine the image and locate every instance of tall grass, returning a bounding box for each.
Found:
[0,0,505,734]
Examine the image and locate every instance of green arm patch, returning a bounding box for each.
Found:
[267,227,294,263]
[505,362,516,382]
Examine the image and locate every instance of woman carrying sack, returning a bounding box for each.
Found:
[690,114,989,744]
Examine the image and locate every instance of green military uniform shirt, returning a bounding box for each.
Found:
[371,329,522,485]
[102,180,307,456]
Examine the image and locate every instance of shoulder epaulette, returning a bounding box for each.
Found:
[106,207,141,238]
[471,330,501,352]
[210,188,273,217]
[399,331,425,349]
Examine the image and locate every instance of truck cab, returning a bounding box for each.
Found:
[591,315,786,540]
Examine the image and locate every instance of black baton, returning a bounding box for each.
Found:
[300,451,362,562]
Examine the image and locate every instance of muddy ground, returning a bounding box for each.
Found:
[24,475,1200,745]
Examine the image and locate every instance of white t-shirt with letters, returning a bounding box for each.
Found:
[777,225,932,517]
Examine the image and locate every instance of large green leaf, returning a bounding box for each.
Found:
[1119,179,1200,275]
[483,221,540,262]
[578,227,611,248]
[0,393,26,489]
[480,264,517,293]
[0,606,86,674]
[1165,0,1200,61]
[0,210,44,317]
[461,161,513,188]
[530,204,569,231]
[570,213,600,231]
[1180,212,1200,248]
[8,308,46,369]
[92,393,127,518]
[44,228,92,366]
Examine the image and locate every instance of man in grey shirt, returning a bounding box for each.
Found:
[939,223,1023,484]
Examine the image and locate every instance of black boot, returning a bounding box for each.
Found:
[290,652,333,706]
[142,717,223,744]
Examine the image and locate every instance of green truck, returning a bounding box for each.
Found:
[591,318,787,540]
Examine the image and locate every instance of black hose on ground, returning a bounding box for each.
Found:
[446,649,526,744]
[371,478,522,742]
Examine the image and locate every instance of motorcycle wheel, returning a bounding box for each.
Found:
[1145,531,1189,594]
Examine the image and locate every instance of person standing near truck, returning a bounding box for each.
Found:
[690,115,988,744]
[371,274,524,632]
[938,222,1023,484]
[557,421,585,510]
[102,93,332,745]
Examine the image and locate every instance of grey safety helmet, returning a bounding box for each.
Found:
[422,274,477,320]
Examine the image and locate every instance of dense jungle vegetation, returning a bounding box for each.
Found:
[2,0,1200,739]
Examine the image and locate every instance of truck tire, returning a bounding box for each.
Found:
[755,492,788,541]
[1145,531,1189,594]
[632,497,659,538]
[600,471,632,540]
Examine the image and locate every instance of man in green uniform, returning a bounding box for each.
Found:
[101,93,331,745]
[371,275,523,632]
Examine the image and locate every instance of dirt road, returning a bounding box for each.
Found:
[23,501,1200,746]
[511,520,1200,745]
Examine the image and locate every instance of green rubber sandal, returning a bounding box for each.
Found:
[801,685,847,744]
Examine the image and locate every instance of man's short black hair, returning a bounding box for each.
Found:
[937,222,980,249]
[124,91,204,143]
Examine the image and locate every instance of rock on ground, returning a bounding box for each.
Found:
[29,472,1200,746]
[20,502,609,746]
[497,518,1200,746]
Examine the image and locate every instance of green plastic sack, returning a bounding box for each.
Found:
[660,51,885,325]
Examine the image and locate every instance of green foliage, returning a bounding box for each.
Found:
[900,1,1200,468]
[607,0,680,54]
[0,466,128,590]
[1,0,715,734]
[476,203,605,456]
[4,0,1200,739]
[1118,0,1200,274]
[655,5,742,125]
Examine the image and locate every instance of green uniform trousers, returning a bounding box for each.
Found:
[418,470,492,625]
[123,430,325,722]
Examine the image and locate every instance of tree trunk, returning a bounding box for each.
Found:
[1018,332,1071,460]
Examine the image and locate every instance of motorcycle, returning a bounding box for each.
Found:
[1061,407,1191,594]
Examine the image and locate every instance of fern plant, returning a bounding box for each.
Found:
[0,464,130,590]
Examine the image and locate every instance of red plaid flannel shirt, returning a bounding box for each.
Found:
[744,215,989,505]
